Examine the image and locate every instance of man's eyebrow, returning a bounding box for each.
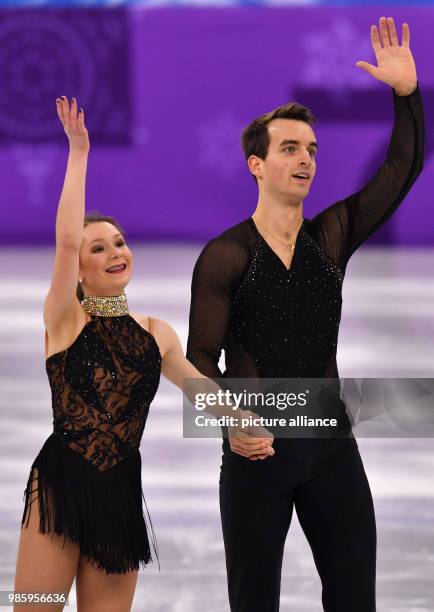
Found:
[279,139,318,149]
[89,233,122,245]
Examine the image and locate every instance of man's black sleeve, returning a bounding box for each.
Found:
[186,236,246,378]
[310,84,425,268]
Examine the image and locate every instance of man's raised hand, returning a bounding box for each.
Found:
[56,96,90,154]
[356,17,417,96]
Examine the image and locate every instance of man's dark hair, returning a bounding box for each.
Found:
[241,102,316,182]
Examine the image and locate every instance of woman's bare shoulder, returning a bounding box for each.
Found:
[129,313,180,356]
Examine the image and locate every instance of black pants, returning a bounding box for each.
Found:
[219,437,376,611]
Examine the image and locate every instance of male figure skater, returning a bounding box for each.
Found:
[187,17,424,611]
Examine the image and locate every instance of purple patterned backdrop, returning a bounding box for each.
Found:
[0,7,432,245]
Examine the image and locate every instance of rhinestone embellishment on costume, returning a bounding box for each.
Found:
[81,294,129,317]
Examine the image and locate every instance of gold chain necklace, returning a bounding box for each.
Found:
[81,294,129,317]
[253,215,303,251]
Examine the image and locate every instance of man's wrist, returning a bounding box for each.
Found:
[394,82,418,97]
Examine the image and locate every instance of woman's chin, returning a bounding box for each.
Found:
[97,278,130,294]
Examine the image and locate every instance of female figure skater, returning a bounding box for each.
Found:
[187,16,424,611]
[13,97,274,612]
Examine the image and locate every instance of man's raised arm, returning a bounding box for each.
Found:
[311,17,424,266]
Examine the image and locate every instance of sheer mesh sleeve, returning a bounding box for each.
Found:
[310,84,424,269]
[187,236,249,377]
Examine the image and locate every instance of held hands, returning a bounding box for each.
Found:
[228,410,275,461]
[56,96,90,154]
[356,17,417,96]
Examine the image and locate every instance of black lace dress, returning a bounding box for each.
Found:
[21,313,161,574]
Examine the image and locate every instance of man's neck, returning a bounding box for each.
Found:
[253,194,303,239]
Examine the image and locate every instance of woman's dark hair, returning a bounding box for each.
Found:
[76,211,127,301]
[241,102,316,183]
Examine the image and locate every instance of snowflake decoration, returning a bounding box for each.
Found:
[301,17,375,90]
[196,112,245,179]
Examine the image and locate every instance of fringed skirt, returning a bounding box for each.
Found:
[21,433,159,575]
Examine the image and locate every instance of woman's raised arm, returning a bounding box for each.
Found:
[43,96,90,333]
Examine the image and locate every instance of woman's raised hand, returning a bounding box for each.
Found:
[56,96,90,154]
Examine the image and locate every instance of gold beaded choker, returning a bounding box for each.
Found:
[81,294,129,317]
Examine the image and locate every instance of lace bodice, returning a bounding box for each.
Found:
[46,314,161,471]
